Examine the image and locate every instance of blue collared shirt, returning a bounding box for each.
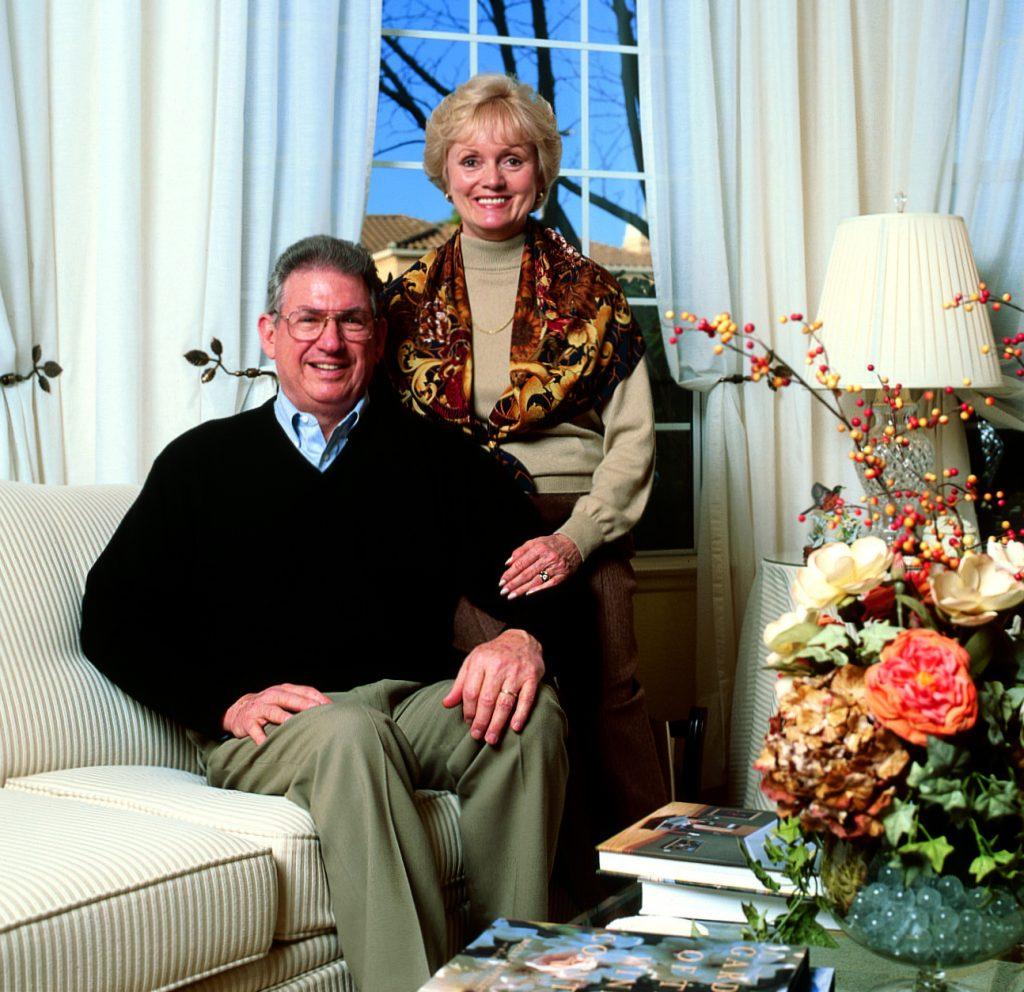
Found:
[273,390,366,471]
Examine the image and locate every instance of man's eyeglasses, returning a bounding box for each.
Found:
[274,308,376,342]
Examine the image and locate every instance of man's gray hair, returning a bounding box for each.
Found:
[265,235,384,315]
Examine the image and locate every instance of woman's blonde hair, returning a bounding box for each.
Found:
[423,74,562,210]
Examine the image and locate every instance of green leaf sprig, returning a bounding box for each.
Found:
[740,818,837,948]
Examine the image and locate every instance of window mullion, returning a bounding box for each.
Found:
[468,0,477,76]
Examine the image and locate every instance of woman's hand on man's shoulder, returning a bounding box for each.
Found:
[499,533,583,599]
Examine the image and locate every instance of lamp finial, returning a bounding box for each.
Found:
[894,190,907,214]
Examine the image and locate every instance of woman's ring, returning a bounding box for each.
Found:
[499,688,518,699]
[539,570,550,582]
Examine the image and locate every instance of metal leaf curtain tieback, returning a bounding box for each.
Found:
[185,338,278,385]
[0,345,63,392]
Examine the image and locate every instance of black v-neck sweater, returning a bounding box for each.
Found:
[81,393,574,738]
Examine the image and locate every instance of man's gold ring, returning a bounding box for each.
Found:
[539,569,550,582]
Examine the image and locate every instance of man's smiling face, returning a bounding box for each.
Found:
[258,267,383,436]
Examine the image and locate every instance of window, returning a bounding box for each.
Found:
[367,0,695,551]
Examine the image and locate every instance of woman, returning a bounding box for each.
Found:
[385,74,668,865]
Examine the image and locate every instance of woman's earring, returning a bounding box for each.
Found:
[445,192,453,202]
[534,189,545,209]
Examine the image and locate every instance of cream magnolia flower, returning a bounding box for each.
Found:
[931,553,1024,627]
[793,537,892,609]
[763,607,819,667]
[763,607,819,651]
[987,538,1024,577]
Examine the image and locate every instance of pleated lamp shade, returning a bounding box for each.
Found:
[815,213,1001,389]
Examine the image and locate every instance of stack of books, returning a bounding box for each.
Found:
[420,917,834,992]
[596,802,836,929]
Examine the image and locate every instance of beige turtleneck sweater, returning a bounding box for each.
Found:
[460,231,655,559]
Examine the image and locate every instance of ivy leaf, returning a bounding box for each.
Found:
[907,738,969,783]
[969,854,996,882]
[31,344,41,363]
[979,684,1024,747]
[913,775,968,813]
[200,367,217,384]
[882,797,918,846]
[972,778,1020,820]
[806,624,852,651]
[782,899,838,948]
[774,817,804,845]
[37,375,50,393]
[741,900,768,940]
[210,338,224,356]
[964,625,999,678]
[858,621,902,660]
[42,361,62,378]
[185,350,211,366]
[899,836,955,873]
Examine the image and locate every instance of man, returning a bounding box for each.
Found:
[81,236,571,992]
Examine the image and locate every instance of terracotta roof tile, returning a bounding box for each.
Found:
[361,214,457,254]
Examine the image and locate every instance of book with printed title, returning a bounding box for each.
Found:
[596,801,793,893]
[418,917,811,992]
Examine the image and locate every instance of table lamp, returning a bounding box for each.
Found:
[815,209,1001,497]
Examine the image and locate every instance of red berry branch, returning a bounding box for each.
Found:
[666,308,994,565]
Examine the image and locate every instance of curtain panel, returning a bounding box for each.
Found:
[638,0,1024,789]
[0,0,382,484]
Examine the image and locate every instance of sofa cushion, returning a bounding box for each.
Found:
[0,789,277,992]
[0,481,199,784]
[7,765,467,941]
[180,933,349,992]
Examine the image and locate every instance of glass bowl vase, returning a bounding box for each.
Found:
[821,841,1024,992]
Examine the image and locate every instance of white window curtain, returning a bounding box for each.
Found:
[638,0,1024,789]
[0,0,381,485]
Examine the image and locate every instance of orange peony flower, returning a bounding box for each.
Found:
[864,629,977,746]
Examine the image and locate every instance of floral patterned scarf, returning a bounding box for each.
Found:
[385,220,646,489]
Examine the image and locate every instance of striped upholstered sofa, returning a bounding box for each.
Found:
[0,482,467,992]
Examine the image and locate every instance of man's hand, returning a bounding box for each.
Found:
[442,628,545,746]
[500,533,583,599]
[222,683,332,745]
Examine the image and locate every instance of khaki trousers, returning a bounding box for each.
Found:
[199,679,568,992]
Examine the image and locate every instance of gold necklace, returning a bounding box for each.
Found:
[473,314,515,336]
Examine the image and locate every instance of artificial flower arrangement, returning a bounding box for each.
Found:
[668,299,1024,969]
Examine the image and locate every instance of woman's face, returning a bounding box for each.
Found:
[446,128,540,242]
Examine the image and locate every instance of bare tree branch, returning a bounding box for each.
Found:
[541,184,580,250]
[485,0,519,77]
[384,37,451,99]
[612,0,644,179]
[379,61,427,129]
[530,0,556,109]
[559,177,649,239]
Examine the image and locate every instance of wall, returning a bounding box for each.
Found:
[632,554,698,724]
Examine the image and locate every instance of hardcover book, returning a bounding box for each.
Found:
[639,880,836,929]
[597,802,791,892]
[419,917,810,992]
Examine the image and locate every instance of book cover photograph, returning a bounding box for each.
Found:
[419,918,810,992]
[596,802,791,891]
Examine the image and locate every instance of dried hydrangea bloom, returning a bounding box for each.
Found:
[754,665,909,840]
